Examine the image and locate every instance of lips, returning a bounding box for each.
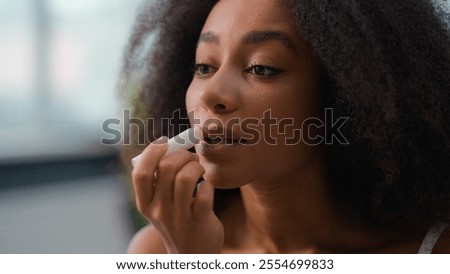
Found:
[204,135,247,145]
[202,128,247,145]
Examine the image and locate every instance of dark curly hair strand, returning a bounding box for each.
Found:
[119,0,450,233]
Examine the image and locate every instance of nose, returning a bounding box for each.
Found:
[199,68,239,114]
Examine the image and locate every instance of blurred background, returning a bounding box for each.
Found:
[0,0,143,253]
[0,0,449,254]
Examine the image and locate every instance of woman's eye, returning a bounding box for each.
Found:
[246,65,281,78]
[194,64,216,76]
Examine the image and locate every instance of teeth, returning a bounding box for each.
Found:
[204,134,247,145]
[205,136,240,144]
[205,136,223,144]
[210,137,222,144]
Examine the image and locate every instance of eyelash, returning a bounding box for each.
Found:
[193,63,216,77]
[245,63,283,79]
[193,63,283,79]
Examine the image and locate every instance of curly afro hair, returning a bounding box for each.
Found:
[119,0,450,233]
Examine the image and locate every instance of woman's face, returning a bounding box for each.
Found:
[186,0,323,188]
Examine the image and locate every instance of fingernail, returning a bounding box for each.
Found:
[193,179,204,197]
[196,176,204,185]
[152,136,169,144]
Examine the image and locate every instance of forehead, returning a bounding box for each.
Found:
[202,0,298,36]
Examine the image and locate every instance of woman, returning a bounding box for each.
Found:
[119,0,450,253]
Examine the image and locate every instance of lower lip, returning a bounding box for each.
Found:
[197,141,243,156]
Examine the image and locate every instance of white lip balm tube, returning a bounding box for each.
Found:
[131,127,202,167]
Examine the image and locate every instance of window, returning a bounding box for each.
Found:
[0,0,141,163]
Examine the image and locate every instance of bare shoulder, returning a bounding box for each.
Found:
[127,224,167,254]
[433,226,450,254]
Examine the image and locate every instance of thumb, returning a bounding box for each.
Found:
[192,181,215,219]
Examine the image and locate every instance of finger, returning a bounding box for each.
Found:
[173,161,205,217]
[131,137,168,210]
[153,150,199,204]
[192,180,215,220]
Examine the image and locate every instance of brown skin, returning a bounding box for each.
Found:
[128,0,449,253]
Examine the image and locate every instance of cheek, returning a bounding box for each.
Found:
[244,97,322,176]
[253,137,315,178]
[186,83,201,126]
[185,84,195,111]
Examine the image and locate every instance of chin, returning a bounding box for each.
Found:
[202,166,248,189]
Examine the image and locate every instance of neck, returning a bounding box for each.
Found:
[238,151,403,253]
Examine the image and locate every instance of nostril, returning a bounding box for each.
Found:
[214,103,226,111]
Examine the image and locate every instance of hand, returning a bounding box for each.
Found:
[131,137,224,253]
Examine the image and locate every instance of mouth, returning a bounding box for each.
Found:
[203,133,247,145]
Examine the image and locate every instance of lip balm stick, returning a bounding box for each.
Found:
[131,127,202,167]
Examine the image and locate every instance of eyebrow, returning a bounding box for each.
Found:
[241,31,296,52]
[197,31,220,45]
[197,30,298,54]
